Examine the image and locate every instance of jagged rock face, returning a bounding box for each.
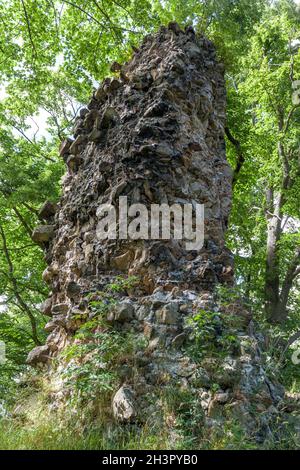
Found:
[30,25,288,442]
[41,25,235,355]
[47,24,233,306]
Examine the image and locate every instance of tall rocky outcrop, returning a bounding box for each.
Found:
[29,24,290,443]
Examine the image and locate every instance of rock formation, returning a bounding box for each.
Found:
[29,24,291,443]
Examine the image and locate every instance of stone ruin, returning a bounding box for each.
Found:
[29,24,295,443]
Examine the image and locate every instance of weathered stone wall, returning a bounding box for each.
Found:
[28,24,289,442]
[53,24,232,295]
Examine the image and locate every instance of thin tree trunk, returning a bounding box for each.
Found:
[265,189,283,323]
[0,224,41,345]
[265,110,294,323]
[274,247,300,322]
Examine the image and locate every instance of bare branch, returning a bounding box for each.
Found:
[20,0,37,57]
[12,207,33,238]
[62,0,139,33]
[225,127,245,187]
[0,223,41,345]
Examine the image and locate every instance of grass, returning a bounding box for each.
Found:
[1,418,298,450]
[1,403,299,450]
[0,383,250,450]
[0,418,176,450]
[0,386,173,450]
[0,369,299,450]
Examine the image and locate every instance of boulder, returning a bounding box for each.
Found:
[114,301,135,323]
[66,281,81,298]
[112,386,136,422]
[28,26,291,444]
[52,303,69,315]
[59,138,73,157]
[156,303,179,325]
[69,135,86,155]
[26,345,50,365]
[32,225,55,243]
[44,315,66,332]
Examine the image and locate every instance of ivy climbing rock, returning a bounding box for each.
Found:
[28,23,297,444]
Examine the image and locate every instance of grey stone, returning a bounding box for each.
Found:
[114,301,134,323]
[94,86,106,101]
[66,154,82,171]
[112,386,136,422]
[69,135,86,155]
[100,107,118,128]
[135,305,151,321]
[150,291,170,308]
[66,281,81,298]
[88,128,102,142]
[52,303,69,315]
[44,320,58,333]
[32,225,55,243]
[214,358,240,388]
[44,315,66,332]
[156,303,179,325]
[73,117,84,137]
[79,108,89,118]
[59,138,73,157]
[41,298,52,317]
[26,345,50,365]
[214,392,230,404]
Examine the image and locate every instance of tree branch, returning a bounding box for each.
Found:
[12,207,33,238]
[225,127,245,187]
[284,105,300,135]
[20,0,37,57]
[62,0,138,33]
[0,223,41,345]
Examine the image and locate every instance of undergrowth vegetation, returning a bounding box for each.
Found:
[0,281,299,450]
[0,381,298,450]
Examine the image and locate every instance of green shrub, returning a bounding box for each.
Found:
[185,309,239,361]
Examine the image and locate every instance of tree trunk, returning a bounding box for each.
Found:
[274,246,300,323]
[0,224,41,345]
[265,190,282,323]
